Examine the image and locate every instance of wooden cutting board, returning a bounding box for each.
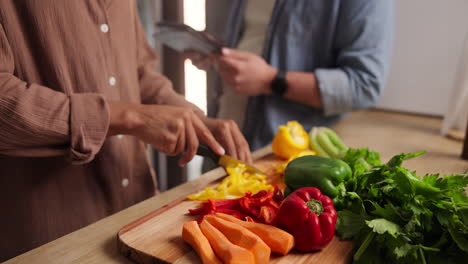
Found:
[117,154,353,264]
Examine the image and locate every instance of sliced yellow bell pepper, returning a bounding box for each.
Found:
[272,121,310,159]
[187,164,273,201]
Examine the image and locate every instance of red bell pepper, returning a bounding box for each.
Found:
[275,187,337,251]
[188,185,284,224]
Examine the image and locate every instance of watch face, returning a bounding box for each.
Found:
[272,70,287,96]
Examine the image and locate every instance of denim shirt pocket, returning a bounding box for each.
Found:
[269,1,338,70]
[276,2,318,39]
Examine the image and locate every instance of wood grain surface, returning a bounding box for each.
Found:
[117,155,353,264]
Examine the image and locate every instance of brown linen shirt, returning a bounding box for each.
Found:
[0,1,175,261]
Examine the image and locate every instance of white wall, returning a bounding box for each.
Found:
[377,0,468,116]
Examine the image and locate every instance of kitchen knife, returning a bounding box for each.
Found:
[197,144,266,176]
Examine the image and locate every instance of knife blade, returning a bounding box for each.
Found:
[196,144,265,176]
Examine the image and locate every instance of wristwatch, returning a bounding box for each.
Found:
[271,70,288,96]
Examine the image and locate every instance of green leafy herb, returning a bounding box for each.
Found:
[366,218,401,237]
[335,148,468,263]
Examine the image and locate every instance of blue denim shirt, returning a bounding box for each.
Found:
[223,0,394,150]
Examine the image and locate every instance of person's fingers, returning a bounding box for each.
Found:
[218,64,239,79]
[226,121,250,163]
[219,67,240,86]
[230,84,243,95]
[178,120,198,166]
[218,123,238,159]
[192,115,225,156]
[222,48,251,60]
[230,122,252,163]
[218,71,243,94]
[218,61,244,87]
[229,122,244,161]
[244,145,253,165]
[191,57,213,71]
[212,53,222,60]
[171,119,186,156]
[218,56,243,72]
[197,58,212,71]
[218,62,236,75]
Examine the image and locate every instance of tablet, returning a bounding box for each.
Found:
[154,22,223,56]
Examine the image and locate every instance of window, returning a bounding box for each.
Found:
[184,0,207,180]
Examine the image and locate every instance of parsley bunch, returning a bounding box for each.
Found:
[335,149,468,263]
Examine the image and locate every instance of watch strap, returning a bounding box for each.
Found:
[271,70,288,96]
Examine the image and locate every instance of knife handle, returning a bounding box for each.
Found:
[196,144,221,163]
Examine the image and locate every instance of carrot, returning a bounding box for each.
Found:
[205,215,271,264]
[182,221,222,264]
[200,219,255,264]
[216,212,295,255]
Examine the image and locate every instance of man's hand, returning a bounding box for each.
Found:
[184,30,222,71]
[108,102,225,166]
[203,118,252,164]
[217,48,277,96]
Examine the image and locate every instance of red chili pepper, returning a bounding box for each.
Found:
[275,187,337,251]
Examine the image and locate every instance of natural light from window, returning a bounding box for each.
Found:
[183,0,207,114]
[184,0,207,181]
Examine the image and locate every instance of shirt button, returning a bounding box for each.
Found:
[100,24,109,33]
[109,76,116,86]
[122,178,129,188]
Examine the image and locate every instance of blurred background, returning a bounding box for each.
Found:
[137,0,468,191]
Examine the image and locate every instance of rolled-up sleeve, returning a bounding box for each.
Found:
[0,23,109,164]
[316,0,394,116]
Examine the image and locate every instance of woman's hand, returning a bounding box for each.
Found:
[203,117,252,164]
[108,101,225,166]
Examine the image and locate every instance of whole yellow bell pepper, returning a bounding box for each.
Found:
[272,121,309,159]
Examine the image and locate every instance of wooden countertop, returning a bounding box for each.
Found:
[5,110,468,264]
